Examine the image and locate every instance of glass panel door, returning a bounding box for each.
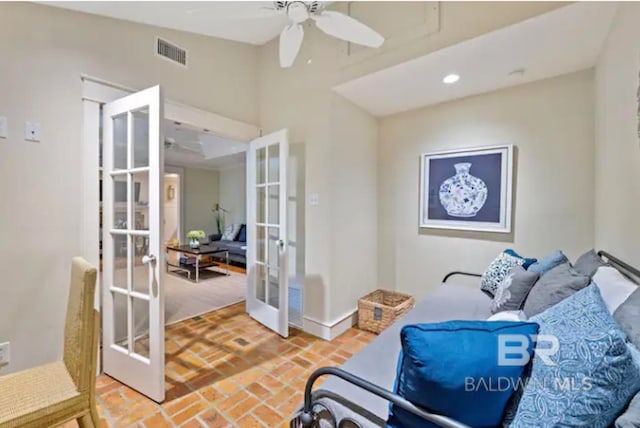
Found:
[102,86,165,402]
[246,130,289,337]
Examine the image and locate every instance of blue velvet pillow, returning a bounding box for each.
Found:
[235,224,246,242]
[508,285,640,428]
[527,249,568,275]
[504,249,538,270]
[387,321,540,428]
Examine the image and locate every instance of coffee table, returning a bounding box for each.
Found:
[166,244,230,283]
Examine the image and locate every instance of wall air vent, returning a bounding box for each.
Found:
[156,37,187,67]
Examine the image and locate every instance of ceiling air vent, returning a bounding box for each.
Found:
[156,37,187,67]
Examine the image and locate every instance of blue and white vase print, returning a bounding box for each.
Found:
[438,162,488,217]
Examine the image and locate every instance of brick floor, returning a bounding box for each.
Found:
[64,302,375,427]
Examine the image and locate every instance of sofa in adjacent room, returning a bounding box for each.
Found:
[209,224,247,267]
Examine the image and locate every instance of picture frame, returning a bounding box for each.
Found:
[419,144,514,233]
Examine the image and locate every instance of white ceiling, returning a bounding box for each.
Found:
[333,2,618,117]
[164,122,247,170]
[43,1,291,45]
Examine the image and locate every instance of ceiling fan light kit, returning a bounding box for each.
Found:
[273,1,385,68]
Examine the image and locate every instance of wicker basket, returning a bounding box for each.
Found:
[358,289,415,334]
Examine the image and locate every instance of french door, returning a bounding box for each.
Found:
[102,86,165,402]
[246,129,290,337]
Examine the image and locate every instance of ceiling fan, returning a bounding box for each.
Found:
[192,1,385,68]
[275,1,384,67]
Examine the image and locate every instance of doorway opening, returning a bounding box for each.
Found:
[162,120,249,326]
[85,78,300,402]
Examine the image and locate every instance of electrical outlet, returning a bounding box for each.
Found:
[24,121,41,142]
[0,342,9,365]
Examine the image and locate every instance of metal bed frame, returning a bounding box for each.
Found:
[291,250,640,428]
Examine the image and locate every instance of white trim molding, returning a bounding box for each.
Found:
[303,308,359,341]
[81,75,260,142]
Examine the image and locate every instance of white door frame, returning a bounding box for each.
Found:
[80,75,260,375]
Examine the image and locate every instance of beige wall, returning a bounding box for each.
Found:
[219,164,247,225]
[183,168,220,237]
[594,3,640,266]
[378,71,596,299]
[0,2,258,373]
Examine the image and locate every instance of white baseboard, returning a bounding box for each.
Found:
[303,308,358,341]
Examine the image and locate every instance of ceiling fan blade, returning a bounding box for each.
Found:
[279,24,304,68]
[312,11,384,48]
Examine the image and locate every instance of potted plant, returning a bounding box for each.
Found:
[186,230,206,249]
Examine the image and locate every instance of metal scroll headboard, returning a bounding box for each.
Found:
[598,250,640,284]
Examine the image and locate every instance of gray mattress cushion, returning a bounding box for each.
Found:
[312,282,492,426]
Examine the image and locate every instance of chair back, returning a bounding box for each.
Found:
[63,257,98,393]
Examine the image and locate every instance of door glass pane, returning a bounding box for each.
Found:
[256,264,266,303]
[268,227,280,269]
[113,114,128,170]
[132,235,150,295]
[133,297,150,359]
[113,292,129,350]
[268,143,279,183]
[132,109,150,168]
[257,187,266,224]
[268,185,279,224]
[256,147,266,184]
[256,226,266,263]
[113,235,128,289]
[113,174,128,229]
[132,170,149,231]
[267,268,279,309]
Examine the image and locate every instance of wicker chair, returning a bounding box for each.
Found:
[0,257,101,427]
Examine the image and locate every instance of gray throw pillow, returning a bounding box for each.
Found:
[616,391,640,428]
[522,262,590,317]
[614,288,640,349]
[574,249,608,277]
[491,266,540,314]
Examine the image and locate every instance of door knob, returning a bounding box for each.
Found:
[142,255,156,265]
[277,239,285,249]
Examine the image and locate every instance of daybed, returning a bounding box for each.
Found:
[293,251,640,428]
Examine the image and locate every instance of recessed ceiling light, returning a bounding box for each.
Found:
[306,58,313,65]
[443,74,460,84]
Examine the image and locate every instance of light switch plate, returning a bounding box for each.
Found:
[309,193,320,206]
[0,116,7,139]
[25,121,41,142]
[0,342,9,365]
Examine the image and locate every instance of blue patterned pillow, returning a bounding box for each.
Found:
[527,250,569,275]
[509,285,640,428]
[481,252,527,296]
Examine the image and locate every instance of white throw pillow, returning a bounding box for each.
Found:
[487,311,528,322]
[221,223,241,241]
[593,266,637,314]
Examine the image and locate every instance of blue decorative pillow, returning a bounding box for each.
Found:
[481,251,530,296]
[509,285,640,428]
[236,224,247,242]
[387,321,540,428]
[527,250,569,275]
[504,249,538,269]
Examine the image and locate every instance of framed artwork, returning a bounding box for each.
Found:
[419,144,514,233]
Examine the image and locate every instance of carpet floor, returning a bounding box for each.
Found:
[113,266,246,343]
